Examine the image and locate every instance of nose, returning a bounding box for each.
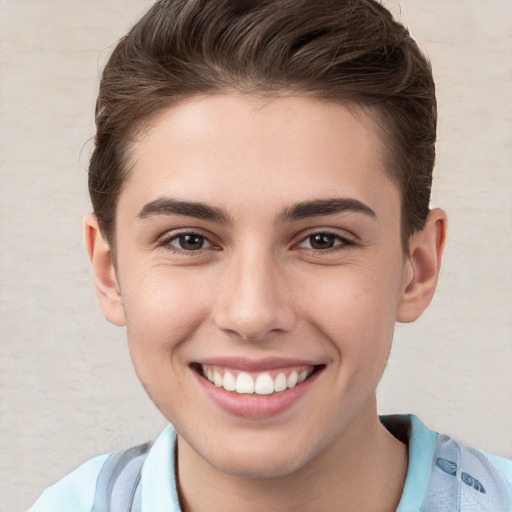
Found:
[213,248,296,342]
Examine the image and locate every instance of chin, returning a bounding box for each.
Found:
[215,454,307,479]
[201,435,315,479]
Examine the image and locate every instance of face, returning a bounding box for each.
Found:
[100,95,416,478]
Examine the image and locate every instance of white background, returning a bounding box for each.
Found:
[0,1,510,510]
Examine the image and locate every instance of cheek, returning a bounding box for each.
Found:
[298,264,402,362]
[121,262,210,338]
[119,265,212,386]
[120,271,209,421]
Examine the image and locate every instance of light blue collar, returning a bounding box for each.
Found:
[140,424,181,511]
[381,414,438,512]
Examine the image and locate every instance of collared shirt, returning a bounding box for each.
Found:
[28,415,512,512]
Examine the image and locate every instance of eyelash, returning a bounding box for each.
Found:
[157,229,356,255]
[294,230,356,253]
[157,231,216,255]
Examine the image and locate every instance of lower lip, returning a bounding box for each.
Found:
[193,368,322,419]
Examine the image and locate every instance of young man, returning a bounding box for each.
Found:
[29,1,512,511]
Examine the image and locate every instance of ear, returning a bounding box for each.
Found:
[83,214,126,326]
[396,208,447,323]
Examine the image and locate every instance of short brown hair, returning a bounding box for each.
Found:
[89,0,436,252]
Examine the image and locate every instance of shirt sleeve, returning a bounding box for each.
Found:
[27,453,110,512]
[486,452,512,492]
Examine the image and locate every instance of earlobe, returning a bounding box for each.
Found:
[396,209,447,323]
[83,214,126,327]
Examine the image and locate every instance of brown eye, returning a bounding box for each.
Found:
[308,234,336,249]
[170,233,210,251]
[297,232,354,251]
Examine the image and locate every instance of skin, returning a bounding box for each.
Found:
[85,94,446,511]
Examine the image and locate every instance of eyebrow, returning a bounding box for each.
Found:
[137,198,232,224]
[280,198,376,221]
[137,196,376,224]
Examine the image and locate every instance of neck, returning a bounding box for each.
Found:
[176,397,408,512]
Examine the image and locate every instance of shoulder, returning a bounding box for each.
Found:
[422,429,512,511]
[383,414,512,512]
[27,453,110,512]
[27,426,177,512]
[421,434,512,511]
[485,450,512,487]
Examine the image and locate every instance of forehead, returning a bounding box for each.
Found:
[120,94,399,223]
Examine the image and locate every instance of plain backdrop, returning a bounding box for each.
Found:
[1,1,511,511]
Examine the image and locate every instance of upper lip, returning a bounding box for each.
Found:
[192,356,322,372]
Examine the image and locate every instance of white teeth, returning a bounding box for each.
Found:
[202,366,314,394]
[223,371,236,391]
[213,369,223,387]
[236,372,255,394]
[286,371,298,388]
[254,373,274,395]
[274,372,287,392]
[297,370,308,384]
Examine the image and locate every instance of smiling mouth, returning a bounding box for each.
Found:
[192,363,323,396]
